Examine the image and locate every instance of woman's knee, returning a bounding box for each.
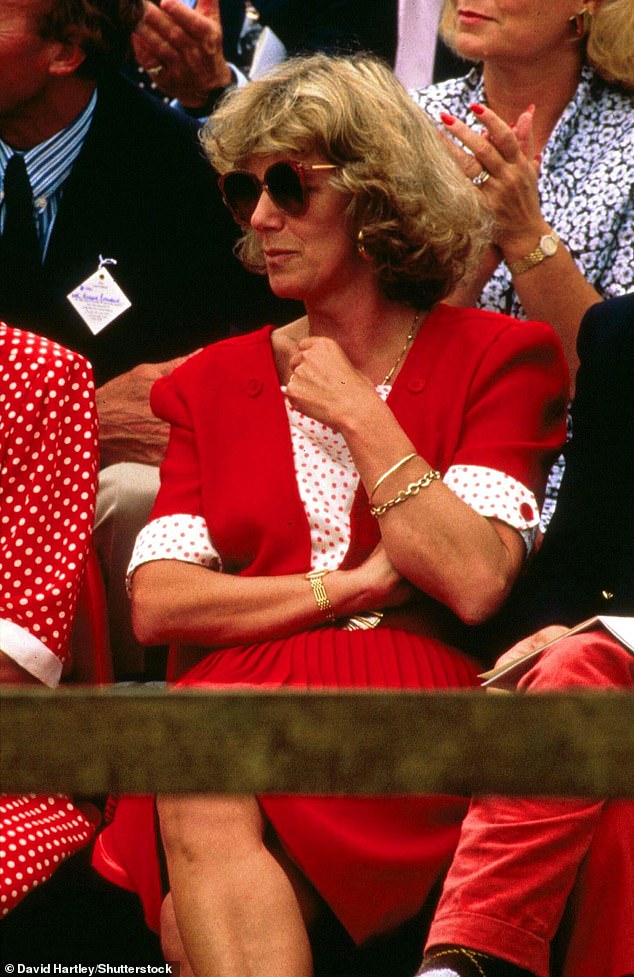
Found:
[157,793,265,861]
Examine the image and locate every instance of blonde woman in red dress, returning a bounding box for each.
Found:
[92,55,567,977]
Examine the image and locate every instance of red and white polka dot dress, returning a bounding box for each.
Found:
[0,323,100,915]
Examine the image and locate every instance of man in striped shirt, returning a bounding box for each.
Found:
[0,0,291,383]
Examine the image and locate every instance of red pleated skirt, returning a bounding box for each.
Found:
[92,626,480,942]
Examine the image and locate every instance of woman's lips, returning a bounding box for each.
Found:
[457,8,493,23]
[264,249,297,266]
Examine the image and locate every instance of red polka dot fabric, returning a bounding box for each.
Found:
[286,393,364,570]
[1,323,99,686]
[0,794,97,916]
[128,388,539,581]
[1,324,100,916]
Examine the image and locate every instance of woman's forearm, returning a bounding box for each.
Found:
[502,233,601,390]
[337,399,526,625]
[131,555,402,648]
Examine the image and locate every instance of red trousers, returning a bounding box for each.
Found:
[426,629,634,977]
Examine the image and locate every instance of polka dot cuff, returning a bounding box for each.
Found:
[444,464,539,551]
[127,514,222,591]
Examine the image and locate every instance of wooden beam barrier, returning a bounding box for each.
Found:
[1,686,633,798]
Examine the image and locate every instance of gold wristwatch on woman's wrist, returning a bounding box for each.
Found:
[305,568,336,623]
[507,231,560,277]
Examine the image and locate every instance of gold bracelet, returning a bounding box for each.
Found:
[370,468,440,517]
[370,452,418,501]
[305,568,336,623]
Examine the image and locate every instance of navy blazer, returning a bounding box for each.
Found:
[0,75,294,385]
[475,294,634,657]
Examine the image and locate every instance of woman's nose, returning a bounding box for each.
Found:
[250,189,285,230]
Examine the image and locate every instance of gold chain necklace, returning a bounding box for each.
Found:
[381,310,422,386]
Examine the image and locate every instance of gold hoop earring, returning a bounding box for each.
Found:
[357,228,371,261]
[569,7,592,38]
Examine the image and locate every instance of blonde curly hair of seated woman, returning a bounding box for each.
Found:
[438,0,634,91]
[202,53,493,311]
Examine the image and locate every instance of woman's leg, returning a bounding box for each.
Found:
[160,893,194,977]
[555,799,634,977]
[157,792,317,977]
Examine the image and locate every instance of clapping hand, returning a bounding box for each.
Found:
[440,102,546,259]
[134,0,232,108]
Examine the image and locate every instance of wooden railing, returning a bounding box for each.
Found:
[2,686,633,798]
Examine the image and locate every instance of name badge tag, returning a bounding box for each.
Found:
[67,261,132,335]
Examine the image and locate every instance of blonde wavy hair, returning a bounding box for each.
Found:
[439,0,634,90]
[586,0,634,89]
[202,54,492,309]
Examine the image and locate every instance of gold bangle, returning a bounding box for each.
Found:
[305,568,336,623]
[370,468,440,518]
[370,452,418,501]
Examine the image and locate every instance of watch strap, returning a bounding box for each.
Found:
[305,569,336,623]
[507,232,559,277]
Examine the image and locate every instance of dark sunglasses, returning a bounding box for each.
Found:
[218,160,338,225]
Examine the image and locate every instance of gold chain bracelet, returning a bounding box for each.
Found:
[370,468,440,518]
[305,568,336,623]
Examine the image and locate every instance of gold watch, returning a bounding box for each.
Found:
[507,232,560,277]
[305,568,336,623]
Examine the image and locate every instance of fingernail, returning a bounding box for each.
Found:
[440,112,456,126]
[470,103,485,116]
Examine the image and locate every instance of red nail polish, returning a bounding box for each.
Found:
[440,112,456,126]
[470,103,485,116]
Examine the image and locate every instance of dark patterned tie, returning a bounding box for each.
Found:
[0,154,42,300]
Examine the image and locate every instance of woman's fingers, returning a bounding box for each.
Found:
[513,105,536,161]
[440,103,537,180]
[437,128,473,173]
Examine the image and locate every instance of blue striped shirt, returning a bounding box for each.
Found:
[0,89,97,261]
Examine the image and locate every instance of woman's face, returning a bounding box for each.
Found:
[244,153,365,305]
[448,0,584,65]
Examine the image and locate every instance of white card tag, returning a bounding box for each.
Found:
[67,262,132,335]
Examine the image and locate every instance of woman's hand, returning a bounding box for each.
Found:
[286,336,376,430]
[492,624,570,673]
[133,0,232,108]
[441,103,547,260]
[351,543,414,612]
[440,102,599,382]
[0,650,39,685]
